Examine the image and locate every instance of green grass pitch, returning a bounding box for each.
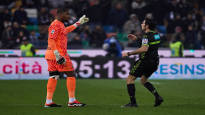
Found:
[0,79,205,115]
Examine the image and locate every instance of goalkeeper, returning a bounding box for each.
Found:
[44,8,89,107]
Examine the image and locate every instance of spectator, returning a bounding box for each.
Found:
[87,0,102,24]
[100,0,112,24]
[22,0,39,8]
[48,0,64,8]
[166,13,183,42]
[123,14,141,34]
[107,2,128,31]
[169,33,184,57]
[172,26,185,43]
[13,6,28,25]
[185,25,197,49]
[80,25,92,48]
[2,9,12,22]
[90,25,107,48]
[183,13,196,33]
[38,7,52,25]
[70,35,83,49]
[176,0,193,18]
[38,7,51,43]
[12,22,21,40]
[147,0,168,25]
[29,30,39,48]
[16,31,28,48]
[38,34,48,49]
[1,26,14,49]
[103,35,123,58]
[173,14,184,31]
[20,39,35,57]
[73,0,90,17]
[12,22,29,39]
[130,0,147,21]
[166,11,177,34]
[200,15,205,48]
[0,8,12,37]
[4,20,12,29]
[195,33,203,49]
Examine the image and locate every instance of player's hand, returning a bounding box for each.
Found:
[78,15,89,25]
[57,56,66,65]
[122,52,128,57]
[54,50,66,65]
[127,34,137,40]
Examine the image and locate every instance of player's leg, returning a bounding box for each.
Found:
[64,71,86,107]
[140,74,163,107]
[123,75,138,107]
[45,71,61,107]
[58,56,86,107]
[122,60,143,107]
[44,60,61,107]
[58,57,85,107]
[65,71,76,103]
[140,75,160,97]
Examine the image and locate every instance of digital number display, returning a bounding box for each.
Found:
[71,57,135,79]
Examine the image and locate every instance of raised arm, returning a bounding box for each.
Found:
[122,37,149,57]
[122,45,148,57]
[64,15,89,34]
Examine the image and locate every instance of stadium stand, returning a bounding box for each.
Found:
[0,0,205,50]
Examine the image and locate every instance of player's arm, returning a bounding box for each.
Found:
[122,45,148,57]
[122,38,149,57]
[64,15,89,34]
[127,34,137,40]
[49,25,66,64]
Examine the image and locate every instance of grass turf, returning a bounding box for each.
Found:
[0,79,205,115]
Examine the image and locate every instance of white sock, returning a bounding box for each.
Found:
[46,99,52,104]
[69,98,76,103]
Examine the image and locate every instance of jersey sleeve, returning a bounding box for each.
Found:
[49,24,61,40]
[63,24,77,34]
[141,35,149,46]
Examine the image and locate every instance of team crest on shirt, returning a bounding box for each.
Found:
[51,30,55,34]
[142,38,148,45]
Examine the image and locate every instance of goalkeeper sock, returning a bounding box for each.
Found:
[144,82,159,98]
[46,78,57,104]
[69,98,76,103]
[127,84,136,104]
[46,99,52,104]
[67,77,76,103]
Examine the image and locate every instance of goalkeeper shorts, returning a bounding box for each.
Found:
[46,57,74,72]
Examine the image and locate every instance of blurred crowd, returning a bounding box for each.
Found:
[0,0,205,50]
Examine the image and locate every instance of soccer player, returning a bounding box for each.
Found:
[122,18,163,107]
[44,8,89,107]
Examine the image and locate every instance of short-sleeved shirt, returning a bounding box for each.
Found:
[45,19,76,60]
[139,31,161,63]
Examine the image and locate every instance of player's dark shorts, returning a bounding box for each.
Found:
[129,59,159,78]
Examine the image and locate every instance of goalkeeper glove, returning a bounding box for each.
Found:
[74,15,89,27]
[54,50,66,65]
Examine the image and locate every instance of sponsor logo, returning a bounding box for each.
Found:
[142,38,148,44]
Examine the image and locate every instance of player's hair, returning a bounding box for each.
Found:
[144,18,156,30]
[57,8,68,14]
